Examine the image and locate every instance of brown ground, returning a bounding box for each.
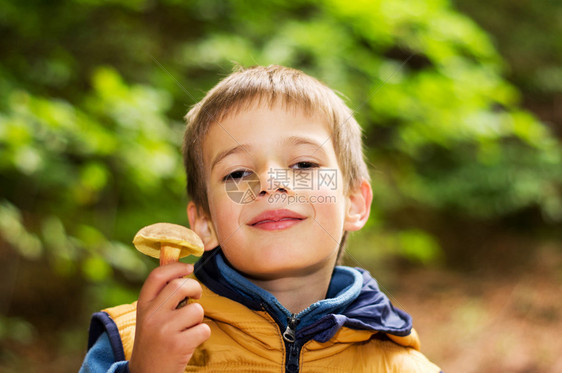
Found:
[392,243,562,373]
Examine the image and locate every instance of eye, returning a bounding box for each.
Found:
[291,161,319,170]
[223,169,254,181]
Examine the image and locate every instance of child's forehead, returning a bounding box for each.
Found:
[202,101,335,160]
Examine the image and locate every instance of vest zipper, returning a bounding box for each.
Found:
[283,314,301,373]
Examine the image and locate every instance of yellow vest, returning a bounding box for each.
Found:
[104,281,440,372]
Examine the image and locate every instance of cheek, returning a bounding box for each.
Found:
[316,182,348,224]
[208,194,241,237]
[313,175,346,205]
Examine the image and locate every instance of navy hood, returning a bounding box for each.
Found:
[300,268,412,342]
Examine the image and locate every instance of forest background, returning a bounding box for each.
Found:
[1,0,561,372]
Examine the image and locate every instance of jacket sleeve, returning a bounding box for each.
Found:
[79,332,129,373]
[79,311,129,373]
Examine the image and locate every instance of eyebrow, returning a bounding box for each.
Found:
[211,144,252,171]
[210,136,330,171]
[285,136,329,157]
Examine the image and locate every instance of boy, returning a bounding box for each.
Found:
[81,65,441,372]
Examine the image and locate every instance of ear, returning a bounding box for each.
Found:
[343,179,373,232]
[187,201,219,251]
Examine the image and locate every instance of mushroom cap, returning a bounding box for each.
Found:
[133,223,204,259]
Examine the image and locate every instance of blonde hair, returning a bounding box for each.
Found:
[183,65,369,257]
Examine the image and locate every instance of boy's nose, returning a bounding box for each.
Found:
[258,184,288,197]
[256,166,293,195]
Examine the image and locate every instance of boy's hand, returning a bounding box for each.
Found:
[129,263,211,373]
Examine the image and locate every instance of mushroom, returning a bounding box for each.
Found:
[133,223,204,266]
[133,223,204,308]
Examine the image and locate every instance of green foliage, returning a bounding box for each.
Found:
[0,1,561,367]
[453,0,562,96]
[0,65,185,278]
[0,0,559,268]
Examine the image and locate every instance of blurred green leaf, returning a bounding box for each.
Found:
[82,255,112,283]
[0,316,35,344]
[398,229,442,265]
[0,201,42,259]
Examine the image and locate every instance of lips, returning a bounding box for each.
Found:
[248,209,306,230]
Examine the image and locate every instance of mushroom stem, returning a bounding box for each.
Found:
[159,243,188,308]
[159,243,182,266]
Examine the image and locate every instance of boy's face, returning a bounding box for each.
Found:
[191,103,366,280]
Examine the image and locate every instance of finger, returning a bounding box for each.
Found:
[139,263,194,303]
[174,302,206,331]
[153,277,203,311]
[180,322,211,351]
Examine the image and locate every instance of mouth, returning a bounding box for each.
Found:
[248,209,306,231]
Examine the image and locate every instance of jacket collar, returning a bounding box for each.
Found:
[194,248,412,343]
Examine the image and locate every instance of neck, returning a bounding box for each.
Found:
[249,266,333,314]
